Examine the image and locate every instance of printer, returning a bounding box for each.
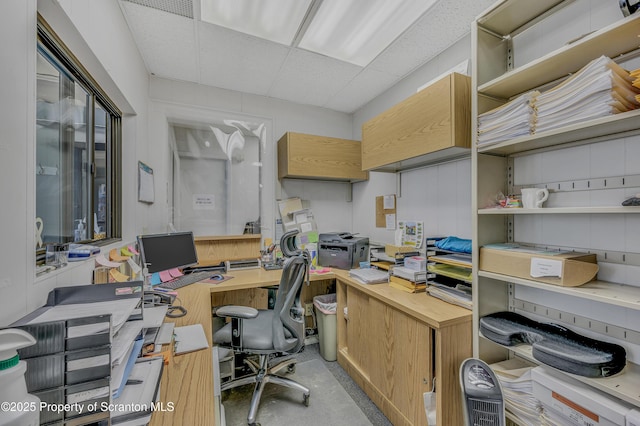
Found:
[318,232,369,270]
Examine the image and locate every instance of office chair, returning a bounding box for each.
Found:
[213,230,310,426]
[460,358,506,426]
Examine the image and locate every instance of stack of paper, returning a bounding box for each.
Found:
[348,268,389,284]
[478,91,538,146]
[426,282,471,309]
[389,269,427,293]
[491,359,542,426]
[392,266,427,282]
[536,55,639,133]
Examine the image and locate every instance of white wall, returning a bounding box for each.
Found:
[0,0,149,326]
[148,77,355,242]
[351,35,474,245]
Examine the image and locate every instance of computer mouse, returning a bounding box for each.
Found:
[211,274,223,281]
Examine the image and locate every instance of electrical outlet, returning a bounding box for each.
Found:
[305,303,313,317]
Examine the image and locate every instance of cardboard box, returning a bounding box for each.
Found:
[479,243,598,287]
[532,367,632,426]
[385,244,417,257]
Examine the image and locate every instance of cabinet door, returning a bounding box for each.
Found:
[361,73,470,171]
[345,286,372,373]
[368,298,432,426]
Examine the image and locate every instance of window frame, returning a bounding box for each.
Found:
[36,15,122,260]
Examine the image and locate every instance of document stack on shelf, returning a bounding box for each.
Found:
[389,266,427,293]
[631,67,640,103]
[536,55,640,133]
[478,90,538,146]
[490,359,542,426]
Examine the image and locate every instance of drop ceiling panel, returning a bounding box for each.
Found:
[118,0,485,113]
[369,0,494,76]
[122,0,193,18]
[324,68,402,113]
[197,22,291,96]
[121,2,199,82]
[268,49,362,108]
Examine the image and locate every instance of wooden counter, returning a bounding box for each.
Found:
[332,269,472,426]
[148,268,335,426]
[149,283,215,426]
[148,267,470,426]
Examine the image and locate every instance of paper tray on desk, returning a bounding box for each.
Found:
[111,357,164,425]
[12,314,112,358]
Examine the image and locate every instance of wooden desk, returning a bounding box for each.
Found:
[149,268,335,426]
[149,283,215,426]
[333,269,472,426]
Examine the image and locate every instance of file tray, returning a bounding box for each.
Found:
[480,311,626,378]
[12,314,111,358]
[111,357,164,425]
[35,377,111,425]
[22,343,111,392]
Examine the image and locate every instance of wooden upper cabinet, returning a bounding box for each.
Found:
[277,132,369,182]
[362,72,471,172]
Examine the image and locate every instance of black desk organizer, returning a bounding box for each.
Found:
[9,282,144,426]
[480,311,626,378]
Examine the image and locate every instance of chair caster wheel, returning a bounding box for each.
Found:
[303,394,310,407]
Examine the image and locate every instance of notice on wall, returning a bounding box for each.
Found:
[138,161,154,204]
[193,194,215,210]
[376,195,396,229]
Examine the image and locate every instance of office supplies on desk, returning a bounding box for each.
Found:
[112,336,144,398]
[137,231,199,275]
[156,322,175,345]
[318,232,369,270]
[173,324,208,355]
[156,270,213,289]
[111,357,164,425]
[348,268,388,284]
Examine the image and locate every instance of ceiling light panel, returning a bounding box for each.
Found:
[298,0,437,67]
[201,0,313,45]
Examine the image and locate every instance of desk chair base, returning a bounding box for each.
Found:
[221,353,310,426]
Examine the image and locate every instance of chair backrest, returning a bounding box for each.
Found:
[271,251,308,354]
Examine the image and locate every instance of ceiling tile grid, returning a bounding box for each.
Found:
[123,0,193,18]
[121,2,199,82]
[197,22,291,96]
[118,0,488,113]
[369,0,494,76]
[323,67,403,113]
[267,48,363,108]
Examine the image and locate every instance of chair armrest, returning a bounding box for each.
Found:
[215,305,258,319]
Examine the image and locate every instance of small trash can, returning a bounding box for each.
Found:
[313,293,337,361]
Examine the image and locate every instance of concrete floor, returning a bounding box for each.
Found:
[221,343,392,426]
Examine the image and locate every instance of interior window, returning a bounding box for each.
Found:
[169,121,262,236]
[36,19,121,264]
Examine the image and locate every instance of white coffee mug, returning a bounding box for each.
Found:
[521,188,549,208]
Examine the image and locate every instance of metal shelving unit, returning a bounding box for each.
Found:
[471,0,640,415]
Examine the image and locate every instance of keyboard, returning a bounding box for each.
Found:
[157,271,215,290]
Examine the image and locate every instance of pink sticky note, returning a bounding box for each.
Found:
[169,268,183,278]
[159,270,173,282]
[128,245,139,255]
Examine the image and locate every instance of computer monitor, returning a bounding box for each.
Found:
[137,231,199,274]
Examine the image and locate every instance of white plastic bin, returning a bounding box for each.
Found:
[313,294,337,361]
